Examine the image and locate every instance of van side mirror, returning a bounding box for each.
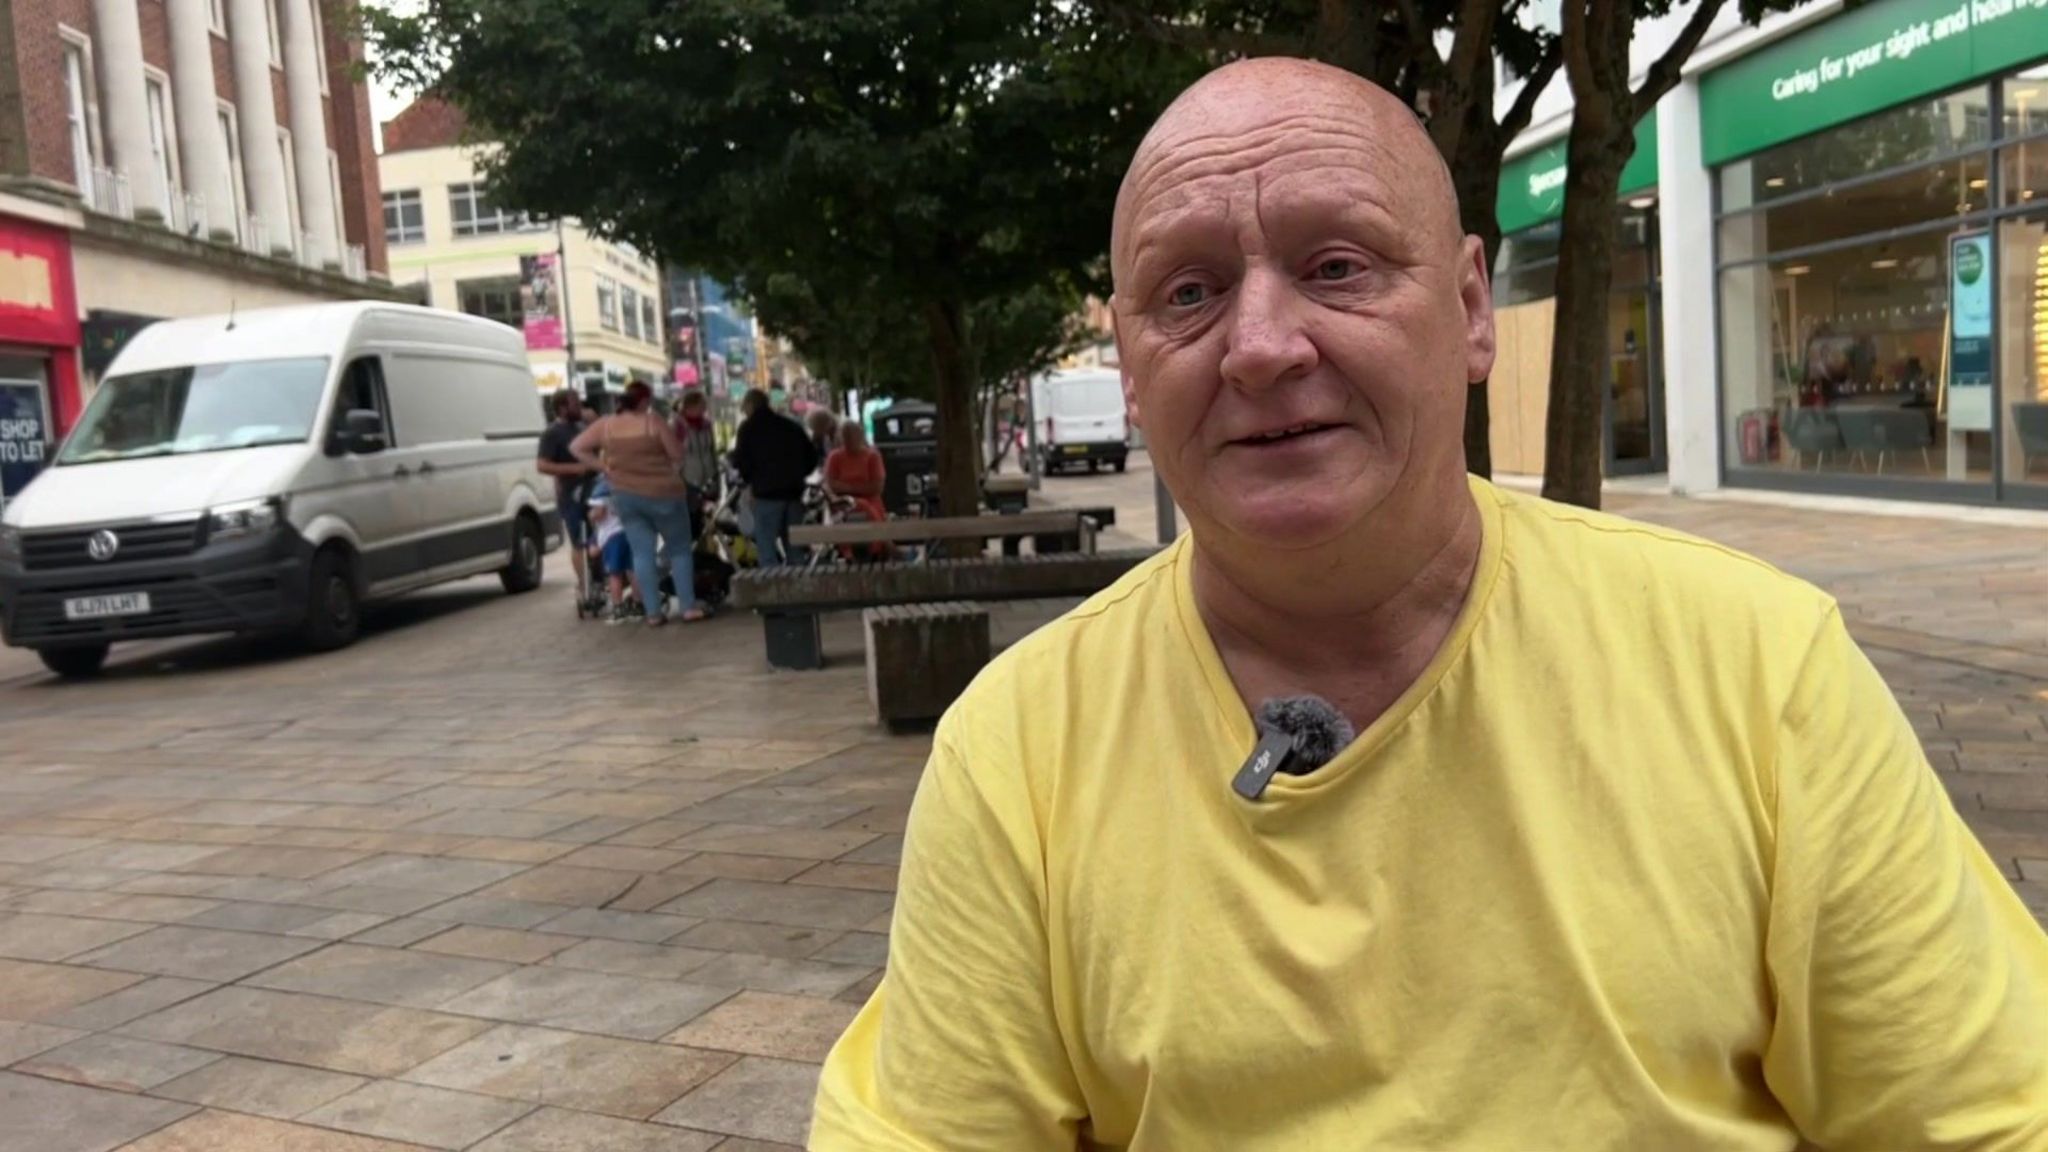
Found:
[338,409,387,455]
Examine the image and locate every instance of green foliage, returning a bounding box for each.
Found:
[366,0,1198,511]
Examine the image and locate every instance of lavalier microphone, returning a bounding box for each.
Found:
[1230,695,1356,800]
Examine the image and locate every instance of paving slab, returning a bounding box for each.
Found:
[0,959,145,1022]
[72,926,324,982]
[651,1057,819,1147]
[0,913,153,961]
[114,1109,436,1152]
[437,967,733,1041]
[467,1108,721,1152]
[118,986,490,1078]
[663,992,860,1062]
[401,1024,735,1119]
[297,1080,534,1150]
[242,944,514,1009]
[150,1056,368,1120]
[0,1070,195,1152]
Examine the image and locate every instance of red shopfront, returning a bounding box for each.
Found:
[0,215,81,509]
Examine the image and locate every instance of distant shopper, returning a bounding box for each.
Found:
[731,388,817,566]
[570,380,704,626]
[674,389,720,538]
[535,389,595,597]
[805,407,840,463]
[825,419,890,562]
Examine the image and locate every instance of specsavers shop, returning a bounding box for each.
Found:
[1527,0,2048,507]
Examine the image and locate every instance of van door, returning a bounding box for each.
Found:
[1052,378,1127,449]
[384,352,512,572]
[312,356,422,586]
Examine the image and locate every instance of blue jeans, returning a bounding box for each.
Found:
[751,496,804,567]
[611,489,697,618]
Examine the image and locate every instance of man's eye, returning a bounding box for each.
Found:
[1312,258,1359,281]
[1167,283,1209,307]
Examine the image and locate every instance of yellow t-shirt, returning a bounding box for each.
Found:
[814,479,2048,1150]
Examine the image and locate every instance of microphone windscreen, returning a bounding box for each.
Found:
[1254,695,1355,774]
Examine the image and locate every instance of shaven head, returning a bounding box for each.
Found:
[1111,58,1461,295]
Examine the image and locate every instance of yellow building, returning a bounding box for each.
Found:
[376,98,665,399]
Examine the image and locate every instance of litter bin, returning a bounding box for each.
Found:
[873,400,938,517]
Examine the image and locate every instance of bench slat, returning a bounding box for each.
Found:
[790,510,1085,546]
[730,549,1157,612]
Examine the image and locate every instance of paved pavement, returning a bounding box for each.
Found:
[0,465,2044,1151]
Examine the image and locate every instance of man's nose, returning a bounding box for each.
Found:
[1220,267,1317,393]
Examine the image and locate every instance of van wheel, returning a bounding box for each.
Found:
[1112,458,1127,473]
[300,548,361,652]
[38,644,109,679]
[500,514,544,594]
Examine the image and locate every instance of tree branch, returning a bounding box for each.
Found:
[1498,36,1561,139]
[1442,0,1500,94]
[1391,0,1441,77]
[1097,0,1300,59]
[1633,0,1728,119]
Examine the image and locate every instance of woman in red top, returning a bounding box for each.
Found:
[824,421,889,560]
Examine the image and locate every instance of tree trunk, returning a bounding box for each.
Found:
[1451,133,1504,481]
[923,297,981,521]
[1540,111,1632,510]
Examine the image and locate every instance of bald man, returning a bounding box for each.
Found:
[812,59,2048,1150]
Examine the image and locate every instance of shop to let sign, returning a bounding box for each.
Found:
[0,382,48,510]
[1949,230,1993,432]
[1702,0,2048,166]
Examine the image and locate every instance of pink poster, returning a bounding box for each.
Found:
[520,253,565,352]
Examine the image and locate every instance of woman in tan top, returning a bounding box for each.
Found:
[571,381,704,626]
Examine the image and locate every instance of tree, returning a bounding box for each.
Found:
[1542,0,1785,508]
[366,0,1198,517]
[1097,0,1561,477]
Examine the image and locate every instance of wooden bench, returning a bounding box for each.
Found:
[789,509,1098,555]
[729,549,1156,671]
[865,602,991,726]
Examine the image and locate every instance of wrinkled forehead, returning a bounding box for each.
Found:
[1114,109,1430,276]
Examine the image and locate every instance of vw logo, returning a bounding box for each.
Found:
[86,530,120,562]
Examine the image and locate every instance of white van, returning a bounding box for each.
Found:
[1031,368,1129,474]
[0,302,554,678]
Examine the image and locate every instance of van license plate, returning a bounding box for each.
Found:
[1063,445,1086,454]
[63,593,151,620]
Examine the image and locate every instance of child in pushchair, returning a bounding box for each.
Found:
[578,479,643,623]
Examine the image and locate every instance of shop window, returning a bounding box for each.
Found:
[2001,140,2047,209]
[1998,211,2048,486]
[597,276,619,331]
[1718,153,1992,258]
[457,278,523,330]
[448,182,544,237]
[2000,64,2048,139]
[1720,86,1992,212]
[1719,231,1969,481]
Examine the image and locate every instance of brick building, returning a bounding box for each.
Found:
[0,0,399,503]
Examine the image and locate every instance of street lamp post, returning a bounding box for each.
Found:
[555,220,580,398]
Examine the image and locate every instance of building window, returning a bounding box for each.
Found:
[622,286,642,339]
[218,104,247,242]
[326,150,344,249]
[61,36,99,207]
[144,74,179,221]
[266,0,282,66]
[597,276,619,331]
[447,181,541,236]
[641,297,658,345]
[208,0,226,34]
[309,0,329,93]
[277,127,302,248]
[457,277,524,330]
[382,189,424,244]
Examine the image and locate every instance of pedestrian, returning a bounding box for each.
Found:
[570,380,703,627]
[811,58,2048,1149]
[673,389,720,539]
[805,406,840,464]
[730,387,817,566]
[534,389,594,599]
[823,419,889,561]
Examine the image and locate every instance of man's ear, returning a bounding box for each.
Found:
[1459,235,1497,385]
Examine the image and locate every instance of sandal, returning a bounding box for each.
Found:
[681,606,708,623]
[644,614,669,629]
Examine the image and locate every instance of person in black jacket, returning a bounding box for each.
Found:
[731,389,818,566]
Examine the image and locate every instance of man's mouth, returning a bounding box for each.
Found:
[1234,422,1340,446]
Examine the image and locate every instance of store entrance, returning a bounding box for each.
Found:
[1606,289,1664,474]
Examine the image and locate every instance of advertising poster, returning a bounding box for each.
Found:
[0,380,49,511]
[1948,230,1992,432]
[520,253,565,352]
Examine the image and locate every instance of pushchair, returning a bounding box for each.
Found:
[653,466,745,610]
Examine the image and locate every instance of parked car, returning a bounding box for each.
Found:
[0,302,553,678]
[1031,368,1129,474]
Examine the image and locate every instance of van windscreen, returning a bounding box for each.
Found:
[59,358,331,464]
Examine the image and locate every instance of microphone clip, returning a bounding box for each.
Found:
[1231,729,1297,801]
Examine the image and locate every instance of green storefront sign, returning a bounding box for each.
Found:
[1497,117,1659,236]
[1701,0,2048,166]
